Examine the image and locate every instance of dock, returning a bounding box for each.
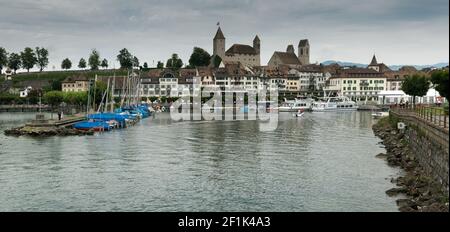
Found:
[4,114,91,137]
[25,114,86,127]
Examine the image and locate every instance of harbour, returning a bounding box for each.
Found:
[0,0,448,217]
[0,111,400,211]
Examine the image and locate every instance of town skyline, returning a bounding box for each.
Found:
[1,0,448,72]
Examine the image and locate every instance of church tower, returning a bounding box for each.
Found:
[213,27,226,59]
[253,35,260,55]
[368,54,380,72]
[298,39,310,65]
[286,45,295,54]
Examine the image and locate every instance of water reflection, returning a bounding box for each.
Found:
[0,112,399,211]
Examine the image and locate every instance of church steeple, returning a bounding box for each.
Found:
[214,27,225,40]
[370,54,378,65]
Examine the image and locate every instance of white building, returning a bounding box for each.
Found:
[20,86,32,98]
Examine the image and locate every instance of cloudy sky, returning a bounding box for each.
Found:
[0,0,448,71]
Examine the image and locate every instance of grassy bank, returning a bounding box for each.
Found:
[12,69,130,84]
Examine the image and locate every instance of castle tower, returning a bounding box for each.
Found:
[213,27,226,59]
[253,35,260,55]
[298,39,310,65]
[286,45,295,54]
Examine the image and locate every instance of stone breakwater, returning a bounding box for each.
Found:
[4,126,94,137]
[373,117,449,212]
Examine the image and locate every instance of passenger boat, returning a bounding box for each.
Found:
[311,96,358,112]
[279,98,313,112]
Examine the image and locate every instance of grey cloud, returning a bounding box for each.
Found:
[0,0,448,71]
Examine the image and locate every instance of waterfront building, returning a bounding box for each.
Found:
[324,67,387,101]
[384,66,429,91]
[197,67,215,88]
[257,64,329,97]
[140,70,161,97]
[62,76,89,92]
[139,68,199,98]
[212,27,261,67]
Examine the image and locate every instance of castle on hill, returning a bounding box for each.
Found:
[212,26,311,68]
[212,27,261,67]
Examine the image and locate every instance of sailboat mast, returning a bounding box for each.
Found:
[92,74,97,113]
[111,74,115,112]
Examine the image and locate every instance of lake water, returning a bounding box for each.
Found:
[0,111,400,211]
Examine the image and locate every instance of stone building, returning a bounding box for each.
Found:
[212,27,261,67]
[62,76,90,92]
[267,45,301,68]
[268,39,311,68]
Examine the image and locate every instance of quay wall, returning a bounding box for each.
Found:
[390,111,449,192]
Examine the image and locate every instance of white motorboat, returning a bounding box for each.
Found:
[279,98,313,112]
[372,107,390,118]
[311,96,358,112]
[293,111,305,117]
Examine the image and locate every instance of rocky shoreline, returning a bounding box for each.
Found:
[373,117,449,212]
[4,126,94,137]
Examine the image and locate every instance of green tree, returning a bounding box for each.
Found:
[74,91,88,106]
[101,58,108,69]
[166,53,183,70]
[430,70,449,101]
[26,89,42,104]
[188,47,211,67]
[143,62,149,69]
[61,58,72,70]
[8,53,21,74]
[78,58,87,69]
[133,56,139,69]
[91,81,108,107]
[21,47,37,72]
[117,48,133,69]
[63,91,77,105]
[401,74,430,107]
[88,49,101,70]
[157,61,164,69]
[35,47,49,72]
[51,79,62,91]
[44,91,64,118]
[0,47,7,74]
[211,55,222,68]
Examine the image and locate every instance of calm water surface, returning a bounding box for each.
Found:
[0,111,400,211]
